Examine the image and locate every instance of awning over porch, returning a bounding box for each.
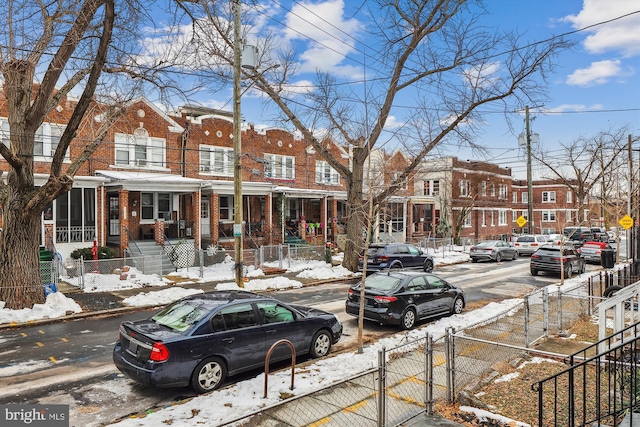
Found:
[95,170,205,192]
[273,186,347,199]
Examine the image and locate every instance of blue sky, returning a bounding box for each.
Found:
[150,0,640,180]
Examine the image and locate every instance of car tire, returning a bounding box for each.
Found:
[531,269,538,276]
[191,357,226,394]
[391,262,403,270]
[564,263,572,279]
[451,297,464,315]
[495,253,502,262]
[401,308,416,330]
[603,285,622,298]
[423,259,434,273]
[471,258,478,263]
[512,251,519,260]
[310,330,332,358]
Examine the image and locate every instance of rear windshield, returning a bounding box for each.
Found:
[475,241,497,247]
[367,247,386,256]
[364,274,402,291]
[535,248,561,256]
[582,243,604,249]
[517,236,534,242]
[152,300,216,332]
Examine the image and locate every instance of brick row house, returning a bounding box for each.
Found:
[0,92,349,260]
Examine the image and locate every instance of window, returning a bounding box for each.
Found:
[498,184,508,200]
[542,191,556,203]
[265,154,295,179]
[459,180,470,197]
[490,183,496,197]
[424,180,440,196]
[567,191,573,203]
[490,210,495,226]
[2,119,68,159]
[114,131,166,168]
[542,210,556,221]
[481,210,486,226]
[566,210,572,222]
[512,210,518,222]
[522,192,528,204]
[219,304,257,330]
[140,192,172,220]
[512,192,518,203]
[200,145,233,176]
[54,187,96,243]
[481,181,487,197]
[315,161,340,185]
[498,210,507,225]
[463,212,472,227]
[219,196,233,220]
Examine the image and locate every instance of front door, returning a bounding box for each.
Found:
[109,196,119,236]
[201,199,210,237]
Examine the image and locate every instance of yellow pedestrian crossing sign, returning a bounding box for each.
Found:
[516,216,528,227]
[619,215,634,230]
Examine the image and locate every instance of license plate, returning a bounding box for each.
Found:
[127,340,138,355]
[368,259,373,263]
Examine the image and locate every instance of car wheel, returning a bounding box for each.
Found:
[564,263,572,279]
[451,297,464,315]
[603,285,622,298]
[310,330,332,358]
[423,259,434,273]
[401,308,416,330]
[391,262,403,270]
[471,258,478,263]
[512,251,519,260]
[531,269,538,276]
[191,357,226,394]
[495,253,502,262]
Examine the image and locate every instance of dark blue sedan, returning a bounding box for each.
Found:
[113,290,342,393]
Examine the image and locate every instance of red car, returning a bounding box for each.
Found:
[578,241,613,264]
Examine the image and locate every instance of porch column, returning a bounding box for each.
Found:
[407,201,414,240]
[403,200,408,242]
[265,193,272,237]
[119,190,129,254]
[193,191,201,250]
[321,197,327,242]
[211,194,219,244]
[431,204,437,235]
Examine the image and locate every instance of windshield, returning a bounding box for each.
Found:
[152,300,212,332]
[517,236,534,242]
[475,241,496,247]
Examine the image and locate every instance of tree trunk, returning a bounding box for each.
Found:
[342,157,366,272]
[0,178,46,309]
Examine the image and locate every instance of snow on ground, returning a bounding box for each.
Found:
[0,245,630,426]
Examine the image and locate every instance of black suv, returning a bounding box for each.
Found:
[590,227,608,242]
[359,243,434,272]
[530,244,586,278]
[563,227,594,247]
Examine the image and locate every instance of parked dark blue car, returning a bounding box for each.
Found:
[113,290,342,393]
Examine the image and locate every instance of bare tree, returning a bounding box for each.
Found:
[0,1,180,309]
[177,0,572,271]
[533,128,629,225]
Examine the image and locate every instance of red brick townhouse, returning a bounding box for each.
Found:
[0,92,350,260]
[511,179,581,235]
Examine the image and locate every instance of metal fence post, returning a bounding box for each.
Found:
[199,249,204,278]
[377,347,386,427]
[557,288,563,333]
[524,296,530,347]
[445,327,454,403]
[425,333,433,415]
[278,244,283,269]
[543,287,549,338]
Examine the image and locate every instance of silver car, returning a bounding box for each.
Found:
[470,240,519,263]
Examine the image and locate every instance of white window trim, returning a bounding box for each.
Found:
[200,145,234,176]
[315,160,340,185]
[542,210,557,222]
[265,153,295,180]
[542,191,557,203]
[498,209,507,226]
[114,132,167,170]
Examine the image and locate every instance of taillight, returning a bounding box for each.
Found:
[374,296,397,304]
[150,342,170,362]
[378,255,389,262]
[532,243,539,247]
[531,254,540,259]
[485,248,493,251]
[514,243,521,246]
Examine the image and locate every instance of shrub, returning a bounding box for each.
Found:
[70,246,116,260]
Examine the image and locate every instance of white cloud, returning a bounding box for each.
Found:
[282,0,363,74]
[462,61,502,89]
[566,59,634,86]
[562,0,640,57]
[541,103,603,113]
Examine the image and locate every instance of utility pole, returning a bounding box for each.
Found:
[233,0,243,287]
[526,106,534,234]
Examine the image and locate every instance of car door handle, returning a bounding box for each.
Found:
[222,337,235,343]
[266,329,277,335]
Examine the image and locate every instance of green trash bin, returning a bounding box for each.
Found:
[600,249,615,269]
